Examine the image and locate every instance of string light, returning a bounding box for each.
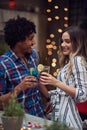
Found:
[64,16,68,20]
[47,17,52,21]
[50,34,55,38]
[51,41,56,45]
[53,46,57,50]
[64,23,68,27]
[64,8,68,11]
[55,16,60,20]
[48,50,52,55]
[48,0,52,2]
[53,71,58,77]
[46,39,51,43]
[58,29,63,33]
[52,58,57,63]
[51,62,56,67]
[46,9,51,13]
[54,5,59,9]
[46,0,69,76]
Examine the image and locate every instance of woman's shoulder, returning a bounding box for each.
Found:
[72,56,87,68]
[73,55,81,60]
[73,56,83,64]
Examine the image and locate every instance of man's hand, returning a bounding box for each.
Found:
[14,76,38,94]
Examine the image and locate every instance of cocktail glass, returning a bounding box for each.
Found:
[42,65,50,73]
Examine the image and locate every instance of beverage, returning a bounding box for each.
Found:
[42,65,50,73]
[37,64,50,73]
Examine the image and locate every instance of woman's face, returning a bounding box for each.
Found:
[61,31,72,56]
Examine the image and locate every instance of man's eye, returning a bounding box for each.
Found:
[28,38,32,40]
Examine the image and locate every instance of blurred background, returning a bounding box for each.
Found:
[0,0,87,77]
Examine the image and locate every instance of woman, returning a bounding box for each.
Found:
[76,21,87,121]
[40,26,87,130]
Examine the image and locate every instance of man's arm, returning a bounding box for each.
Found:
[39,83,51,100]
[0,92,12,110]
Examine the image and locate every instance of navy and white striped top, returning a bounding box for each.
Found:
[50,56,87,130]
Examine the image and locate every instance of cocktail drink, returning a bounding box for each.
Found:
[30,67,39,79]
[37,64,50,73]
[42,65,50,73]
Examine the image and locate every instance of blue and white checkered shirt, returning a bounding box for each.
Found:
[0,49,44,117]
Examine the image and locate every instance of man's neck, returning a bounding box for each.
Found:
[12,48,24,59]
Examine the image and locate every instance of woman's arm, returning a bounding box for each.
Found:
[39,56,87,101]
[39,72,76,97]
[72,56,87,102]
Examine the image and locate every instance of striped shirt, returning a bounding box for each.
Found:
[50,56,87,130]
[0,49,44,117]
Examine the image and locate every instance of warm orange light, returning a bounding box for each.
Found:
[48,0,52,2]
[64,17,68,21]
[54,6,59,9]
[55,16,60,20]
[46,39,51,43]
[46,9,51,13]
[47,17,52,21]
[50,34,55,38]
[64,24,68,27]
[64,8,68,11]
[51,62,56,67]
[57,29,63,33]
[52,58,57,63]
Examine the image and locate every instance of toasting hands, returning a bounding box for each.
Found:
[39,72,57,86]
[14,76,38,94]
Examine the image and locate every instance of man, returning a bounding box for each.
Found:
[0,16,50,117]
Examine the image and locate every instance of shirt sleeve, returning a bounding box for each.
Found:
[0,62,7,96]
[72,56,87,102]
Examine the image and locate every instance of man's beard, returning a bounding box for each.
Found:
[24,51,32,59]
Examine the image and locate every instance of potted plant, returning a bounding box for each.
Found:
[44,121,74,130]
[1,93,24,130]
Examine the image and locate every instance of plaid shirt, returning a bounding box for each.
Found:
[0,49,44,117]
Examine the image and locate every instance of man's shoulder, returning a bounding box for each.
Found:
[0,50,11,63]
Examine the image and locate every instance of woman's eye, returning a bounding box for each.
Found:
[65,39,71,43]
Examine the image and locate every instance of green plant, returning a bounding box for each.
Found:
[3,93,24,117]
[44,121,72,130]
[1,93,24,130]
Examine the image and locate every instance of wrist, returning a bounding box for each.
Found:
[46,96,51,102]
[14,86,22,95]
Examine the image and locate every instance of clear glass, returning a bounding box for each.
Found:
[43,65,50,73]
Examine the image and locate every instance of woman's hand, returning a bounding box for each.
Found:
[40,72,76,97]
[39,72,57,86]
[44,101,53,115]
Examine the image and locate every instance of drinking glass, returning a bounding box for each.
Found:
[42,65,50,73]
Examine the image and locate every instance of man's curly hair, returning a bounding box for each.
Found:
[4,16,36,48]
